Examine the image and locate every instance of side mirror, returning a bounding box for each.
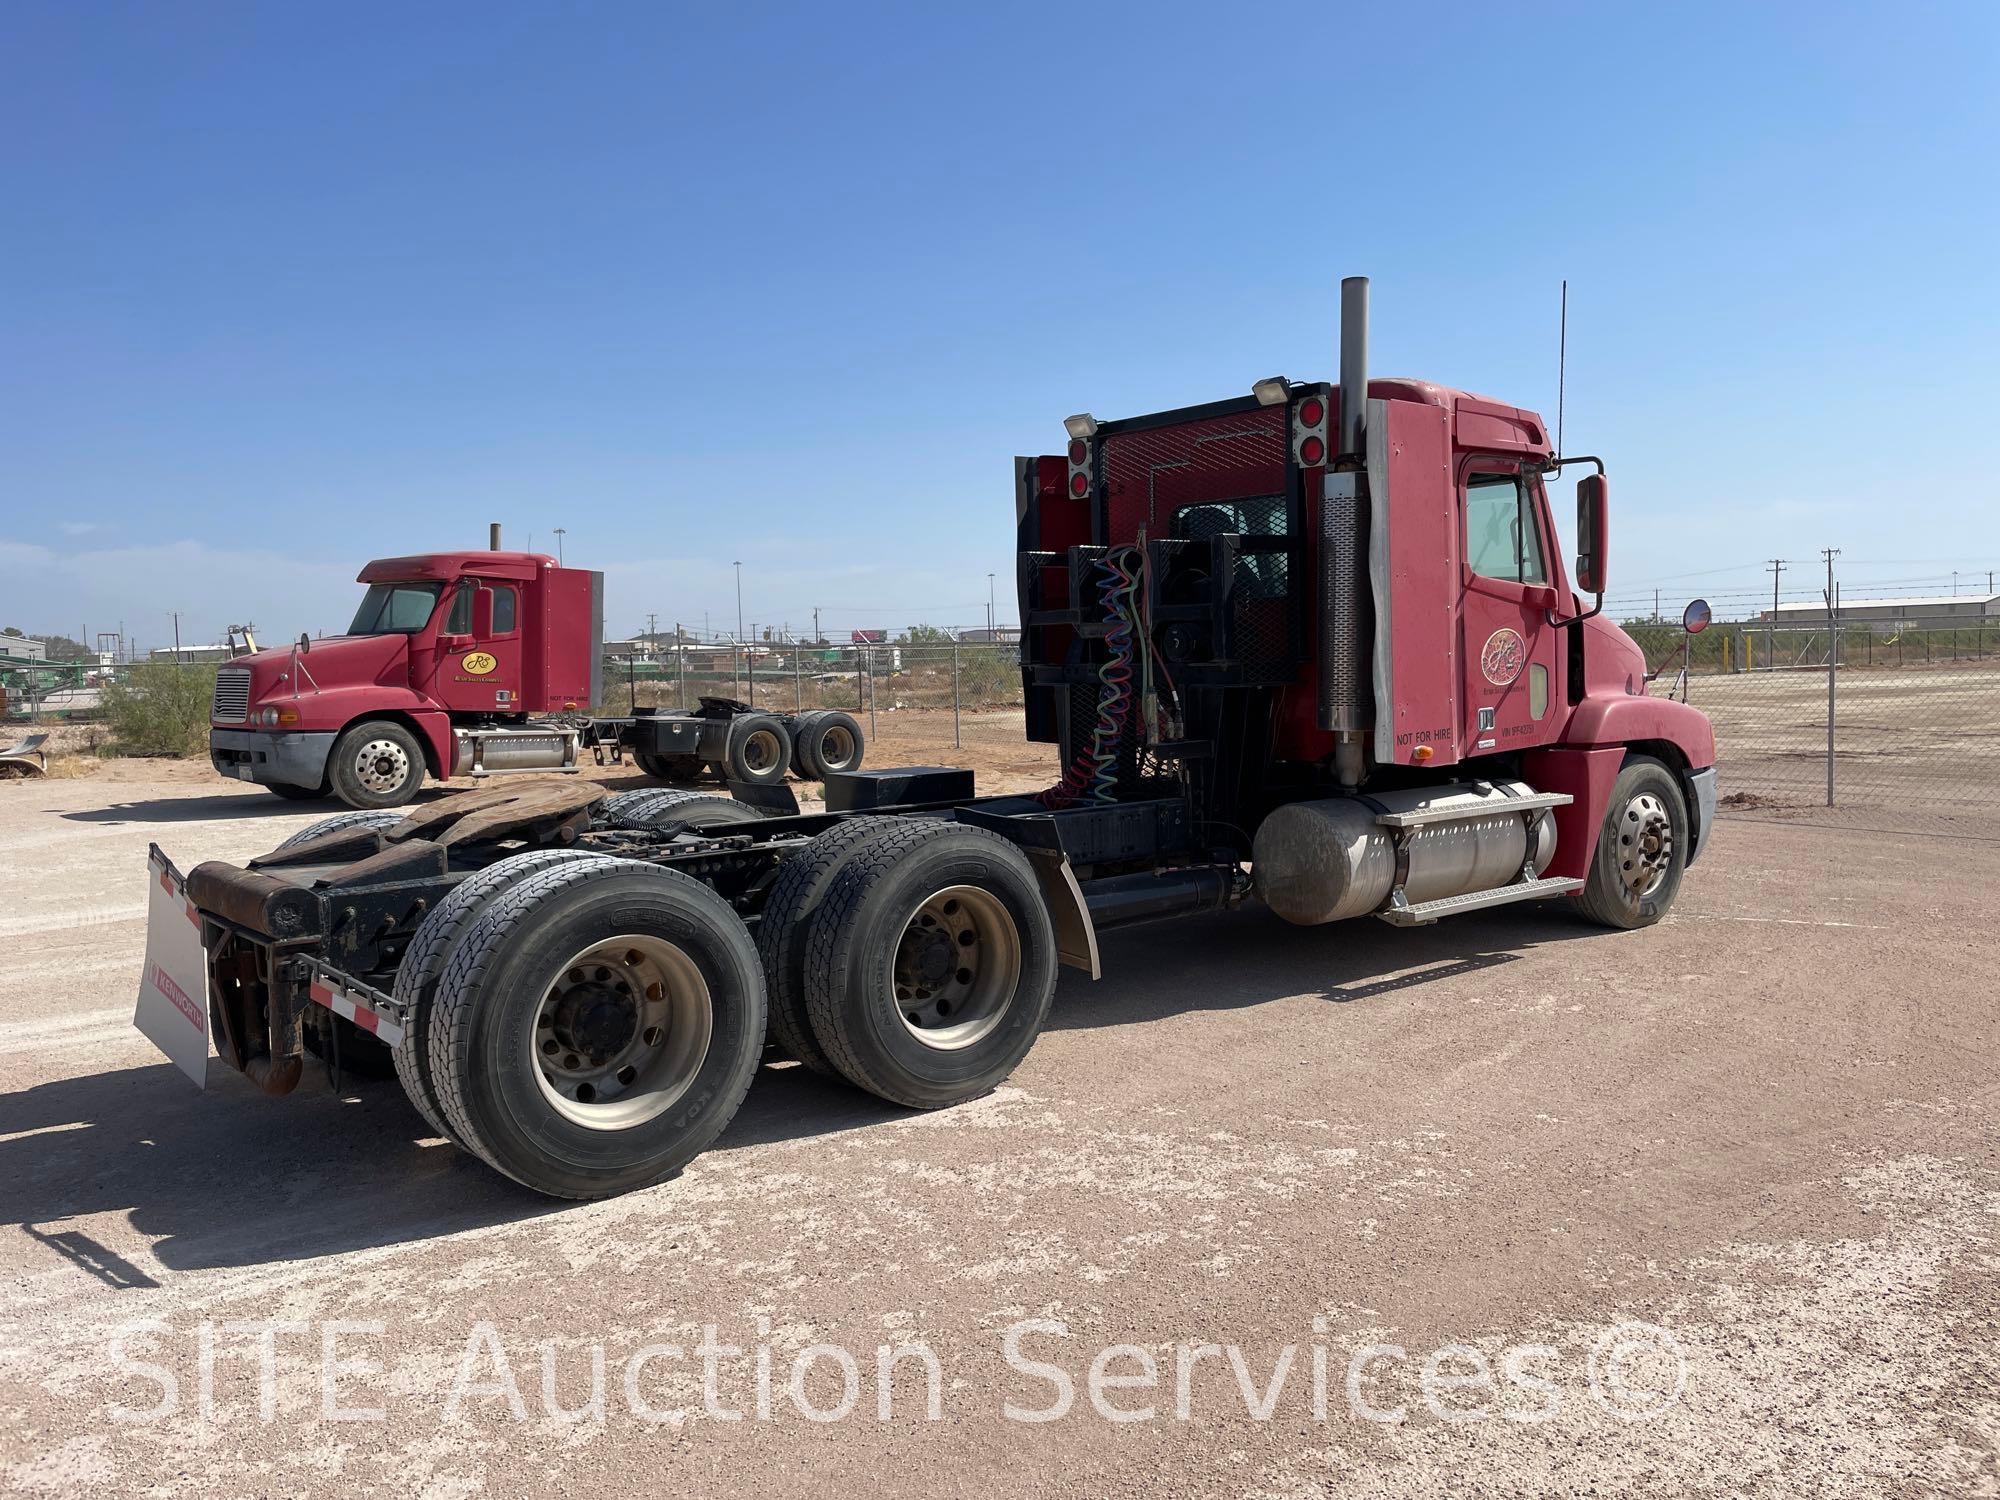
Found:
[297,632,311,655]
[472,586,494,637]
[1575,474,1609,594]
[1682,598,1712,634]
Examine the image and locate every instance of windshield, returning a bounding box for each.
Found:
[347,582,443,635]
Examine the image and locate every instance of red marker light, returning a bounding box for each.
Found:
[1070,472,1089,497]
[1299,397,1325,428]
[1068,439,1088,465]
[1300,435,1325,465]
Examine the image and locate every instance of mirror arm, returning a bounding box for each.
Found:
[1545,591,1604,628]
[1542,452,1608,627]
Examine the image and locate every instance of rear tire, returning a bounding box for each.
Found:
[724,714,790,786]
[804,821,1057,1109]
[634,750,702,783]
[329,719,426,809]
[1575,756,1688,930]
[427,860,767,1198]
[792,711,864,781]
[606,790,768,833]
[273,808,406,851]
[392,848,608,1143]
[754,817,904,1074]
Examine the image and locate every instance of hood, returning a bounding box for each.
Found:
[227,633,412,696]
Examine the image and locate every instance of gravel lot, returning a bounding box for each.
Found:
[0,761,1994,1497]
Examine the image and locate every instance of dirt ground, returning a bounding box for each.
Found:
[0,743,1995,1497]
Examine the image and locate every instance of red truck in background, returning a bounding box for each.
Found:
[209,540,864,808]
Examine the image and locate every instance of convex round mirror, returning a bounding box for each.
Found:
[1682,598,1712,634]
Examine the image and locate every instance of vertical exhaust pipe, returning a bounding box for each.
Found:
[1322,274,1373,784]
[489,523,503,551]
[1338,276,1369,456]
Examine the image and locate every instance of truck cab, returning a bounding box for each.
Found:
[209,550,602,807]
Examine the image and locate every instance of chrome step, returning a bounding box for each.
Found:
[1372,791,1571,829]
[1376,876,1586,927]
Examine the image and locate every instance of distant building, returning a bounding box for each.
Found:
[957,627,1021,645]
[147,644,236,664]
[1761,593,1997,629]
[0,636,48,662]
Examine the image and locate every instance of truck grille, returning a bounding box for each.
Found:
[212,667,251,724]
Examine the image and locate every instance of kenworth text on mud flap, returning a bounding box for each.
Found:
[138,277,1717,1200]
[205,528,867,809]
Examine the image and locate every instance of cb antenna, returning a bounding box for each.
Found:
[1556,278,1567,457]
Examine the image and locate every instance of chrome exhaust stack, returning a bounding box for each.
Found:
[1338,275,1369,458]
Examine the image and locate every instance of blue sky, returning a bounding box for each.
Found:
[3,1,1996,649]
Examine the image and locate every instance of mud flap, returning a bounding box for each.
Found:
[134,845,210,1088]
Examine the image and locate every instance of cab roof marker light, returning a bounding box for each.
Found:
[1064,413,1098,440]
[1252,377,1290,406]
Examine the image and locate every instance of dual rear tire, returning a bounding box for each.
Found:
[405,853,767,1198]
[789,821,1058,1108]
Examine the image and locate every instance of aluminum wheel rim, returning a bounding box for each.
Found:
[353,738,411,795]
[742,728,783,775]
[890,885,1020,1051]
[1617,792,1674,899]
[531,934,712,1130]
[819,725,857,771]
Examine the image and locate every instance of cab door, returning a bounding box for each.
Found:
[1458,460,1562,757]
[431,578,526,714]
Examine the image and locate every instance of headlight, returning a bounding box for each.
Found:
[259,707,280,726]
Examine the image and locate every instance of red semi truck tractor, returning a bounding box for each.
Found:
[145,277,1715,1199]
[207,543,864,807]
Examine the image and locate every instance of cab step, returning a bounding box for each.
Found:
[1376,876,1586,927]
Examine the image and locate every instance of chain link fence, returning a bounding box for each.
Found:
[1628,615,2000,823]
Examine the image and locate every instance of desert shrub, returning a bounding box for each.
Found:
[103,662,217,757]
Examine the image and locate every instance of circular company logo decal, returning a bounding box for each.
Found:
[460,651,498,677]
[1479,628,1526,687]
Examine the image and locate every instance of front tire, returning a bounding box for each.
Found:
[328,720,426,809]
[265,781,328,801]
[1575,756,1688,930]
[427,860,766,1199]
[803,821,1057,1108]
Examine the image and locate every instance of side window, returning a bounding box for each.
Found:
[445,585,472,635]
[492,585,517,634]
[1464,473,1548,585]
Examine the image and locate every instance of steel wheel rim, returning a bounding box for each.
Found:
[1617,792,1674,899]
[531,934,712,1130]
[890,885,1020,1051]
[354,738,410,794]
[820,725,856,770]
[742,728,782,775]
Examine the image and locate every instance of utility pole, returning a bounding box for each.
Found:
[734,562,744,645]
[813,606,821,644]
[553,527,566,565]
[1653,588,1660,622]
[171,611,183,665]
[646,612,659,654]
[1765,559,1786,670]
[987,573,995,636]
[1822,547,1840,807]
